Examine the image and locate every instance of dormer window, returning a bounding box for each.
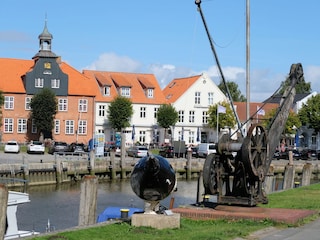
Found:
[103,86,110,96]
[121,87,131,97]
[147,88,154,98]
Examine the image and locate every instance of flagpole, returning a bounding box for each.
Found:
[216,107,219,142]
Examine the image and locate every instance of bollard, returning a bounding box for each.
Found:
[294,181,300,188]
[302,163,312,186]
[203,195,210,202]
[120,209,129,219]
[283,164,295,190]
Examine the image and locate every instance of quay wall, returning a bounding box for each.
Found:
[0,155,319,187]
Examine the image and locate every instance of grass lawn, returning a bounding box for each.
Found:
[29,183,320,240]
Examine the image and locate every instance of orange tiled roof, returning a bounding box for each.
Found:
[234,102,279,122]
[0,58,97,97]
[162,75,201,103]
[83,70,166,104]
[0,58,34,93]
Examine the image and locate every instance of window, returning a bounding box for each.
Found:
[4,96,14,109]
[78,120,87,135]
[51,79,60,88]
[25,97,31,110]
[121,87,131,97]
[78,99,88,112]
[4,118,13,133]
[178,110,184,123]
[31,119,37,133]
[147,88,154,98]
[202,111,208,124]
[103,86,110,96]
[189,110,195,123]
[98,105,105,117]
[35,78,44,88]
[140,107,146,118]
[208,92,214,105]
[154,107,159,119]
[58,98,68,111]
[139,131,146,143]
[17,119,27,133]
[65,120,74,134]
[195,92,201,104]
[54,120,60,134]
[189,131,195,144]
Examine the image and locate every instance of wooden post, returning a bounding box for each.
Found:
[55,157,62,184]
[0,184,8,239]
[110,150,116,179]
[120,130,126,179]
[89,150,95,175]
[22,155,29,184]
[78,175,98,226]
[264,165,274,194]
[302,162,312,186]
[196,170,204,203]
[186,150,192,180]
[283,164,295,190]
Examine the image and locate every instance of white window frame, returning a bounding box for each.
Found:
[51,79,60,88]
[154,107,159,119]
[178,110,184,123]
[189,110,195,123]
[65,120,74,134]
[103,86,110,96]
[189,131,195,144]
[195,92,201,104]
[139,131,146,143]
[54,120,60,134]
[208,92,214,105]
[78,120,87,135]
[147,88,154,98]
[121,87,131,97]
[17,118,27,133]
[202,111,208,124]
[78,99,88,112]
[25,97,32,110]
[98,105,105,117]
[4,118,13,133]
[58,98,68,111]
[35,78,44,88]
[4,96,14,109]
[140,107,146,118]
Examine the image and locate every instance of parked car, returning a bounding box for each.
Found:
[273,149,301,160]
[127,146,148,158]
[159,146,174,158]
[68,142,87,155]
[27,141,45,154]
[197,143,216,158]
[4,140,20,153]
[48,141,68,154]
[300,149,319,160]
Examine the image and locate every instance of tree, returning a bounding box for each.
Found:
[262,108,301,135]
[157,104,178,138]
[298,94,320,132]
[218,81,246,102]
[30,88,57,139]
[207,101,236,130]
[279,75,311,95]
[107,96,133,131]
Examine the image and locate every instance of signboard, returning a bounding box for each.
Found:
[94,133,105,156]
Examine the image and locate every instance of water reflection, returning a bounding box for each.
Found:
[17,179,199,233]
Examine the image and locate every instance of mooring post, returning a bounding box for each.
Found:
[283,154,295,190]
[22,155,29,184]
[78,175,98,226]
[89,150,95,175]
[196,170,204,204]
[110,150,116,179]
[302,162,312,186]
[186,149,192,180]
[0,184,8,239]
[264,165,275,194]
[55,158,62,184]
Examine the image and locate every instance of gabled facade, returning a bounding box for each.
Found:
[0,23,96,144]
[83,70,166,147]
[163,73,228,144]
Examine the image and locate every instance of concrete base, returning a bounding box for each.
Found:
[131,213,180,229]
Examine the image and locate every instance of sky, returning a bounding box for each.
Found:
[1,0,320,102]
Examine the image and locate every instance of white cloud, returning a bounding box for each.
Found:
[84,52,143,72]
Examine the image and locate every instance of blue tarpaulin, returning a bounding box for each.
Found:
[97,207,144,222]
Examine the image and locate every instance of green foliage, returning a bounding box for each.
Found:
[156,104,178,129]
[218,81,246,102]
[30,88,57,134]
[207,101,236,130]
[298,94,320,132]
[107,96,133,131]
[262,108,301,134]
[279,75,311,95]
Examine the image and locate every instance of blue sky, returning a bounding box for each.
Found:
[1,0,320,102]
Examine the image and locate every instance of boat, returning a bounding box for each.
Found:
[5,191,39,240]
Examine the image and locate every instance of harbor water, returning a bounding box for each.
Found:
[16,179,199,233]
